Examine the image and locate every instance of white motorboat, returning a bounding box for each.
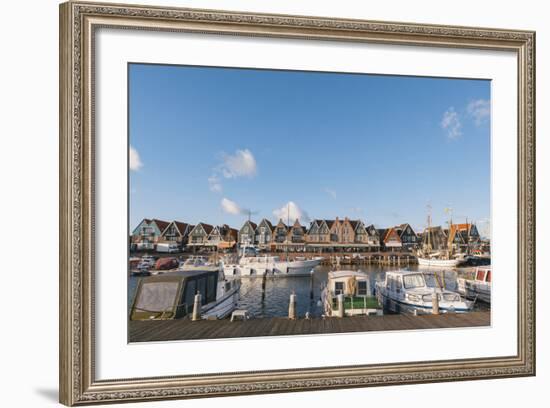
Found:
[223,254,322,278]
[375,270,474,314]
[179,256,219,272]
[457,265,491,303]
[130,267,241,320]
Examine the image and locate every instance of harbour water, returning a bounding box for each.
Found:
[128,264,489,318]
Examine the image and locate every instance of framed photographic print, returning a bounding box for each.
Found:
[59,1,536,405]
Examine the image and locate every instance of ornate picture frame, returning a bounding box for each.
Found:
[59,1,535,405]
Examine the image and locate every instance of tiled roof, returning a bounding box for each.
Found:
[199,223,214,235]
[173,221,189,235]
[152,219,170,233]
[258,219,274,230]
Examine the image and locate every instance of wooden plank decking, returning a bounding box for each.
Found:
[129,311,490,342]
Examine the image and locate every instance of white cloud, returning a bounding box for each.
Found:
[220,149,257,179]
[441,107,462,140]
[467,99,490,125]
[129,145,143,171]
[273,201,310,224]
[324,188,337,199]
[208,176,222,193]
[221,198,250,216]
[208,148,257,193]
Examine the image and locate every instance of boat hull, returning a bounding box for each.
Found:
[417,257,462,268]
[201,285,240,319]
[224,258,322,278]
[377,292,472,314]
[457,278,491,303]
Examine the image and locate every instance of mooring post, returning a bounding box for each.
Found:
[261,272,267,301]
[432,292,440,315]
[192,292,202,321]
[337,293,345,318]
[288,293,297,320]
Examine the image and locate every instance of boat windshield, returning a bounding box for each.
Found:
[402,274,426,289]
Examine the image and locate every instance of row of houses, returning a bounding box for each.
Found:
[130,217,472,252]
[130,219,238,251]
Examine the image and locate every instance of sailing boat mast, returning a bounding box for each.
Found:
[426,204,432,253]
[286,203,290,262]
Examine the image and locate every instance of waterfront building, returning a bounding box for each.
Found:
[255,219,274,248]
[394,223,419,250]
[306,218,380,251]
[366,224,381,248]
[131,218,170,250]
[306,220,331,243]
[238,220,257,246]
[351,220,369,244]
[158,220,192,249]
[206,224,238,250]
[380,227,403,251]
[273,219,288,244]
[187,222,214,249]
[288,219,306,244]
[448,223,481,251]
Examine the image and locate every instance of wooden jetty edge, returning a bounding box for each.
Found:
[129,311,490,342]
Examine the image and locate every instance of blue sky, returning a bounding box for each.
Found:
[129,63,491,235]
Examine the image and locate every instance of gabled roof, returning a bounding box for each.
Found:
[174,221,190,235]
[240,220,257,231]
[324,219,336,229]
[257,218,274,231]
[383,227,401,243]
[309,219,332,232]
[190,222,214,235]
[291,219,303,228]
[349,219,366,231]
[275,219,288,229]
[200,223,214,235]
[207,225,221,236]
[394,223,417,237]
[151,219,170,234]
[132,218,151,235]
[366,224,379,236]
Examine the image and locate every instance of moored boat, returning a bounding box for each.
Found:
[179,256,219,272]
[417,256,462,268]
[376,270,474,314]
[130,268,240,320]
[222,244,322,278]
[223,255,322,278]
[321,270,381,316]
[457,265,491,303]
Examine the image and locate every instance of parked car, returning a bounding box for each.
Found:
[154,257,179,270]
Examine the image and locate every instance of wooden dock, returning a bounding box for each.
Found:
[129,311,490,342]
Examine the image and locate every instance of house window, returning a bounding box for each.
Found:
[357,281,368,296]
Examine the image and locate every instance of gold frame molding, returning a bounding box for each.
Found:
[59,1,536,405]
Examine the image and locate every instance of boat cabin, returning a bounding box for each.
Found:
[324,270,380,316]
[475,266,491,283]
[130,270,220,320]
[328,270,371,297]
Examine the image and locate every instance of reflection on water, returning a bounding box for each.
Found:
[128,265,489,318]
